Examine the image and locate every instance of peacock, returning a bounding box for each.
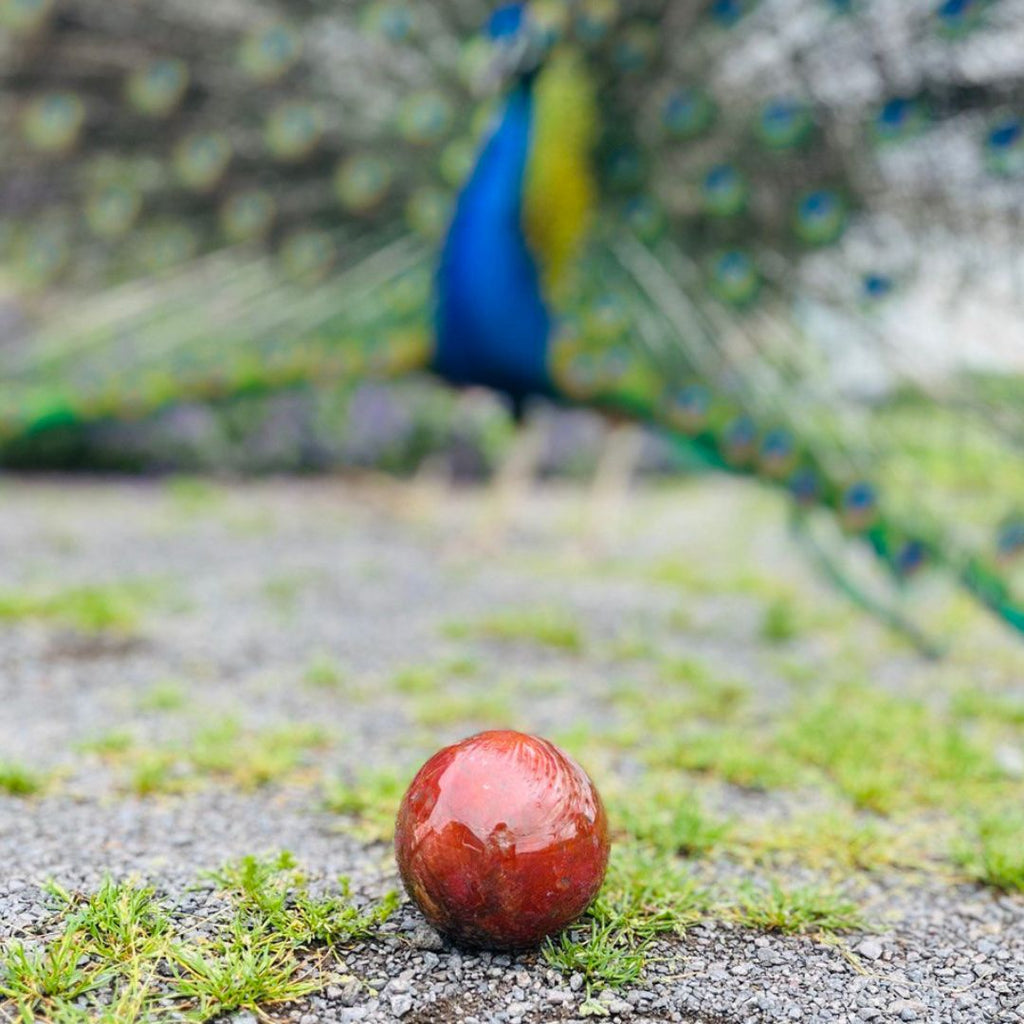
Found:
[0,0,1022,645]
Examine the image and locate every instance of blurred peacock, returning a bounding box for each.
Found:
[0,0,1022,644]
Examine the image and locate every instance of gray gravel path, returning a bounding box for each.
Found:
[0,478,1021,1023]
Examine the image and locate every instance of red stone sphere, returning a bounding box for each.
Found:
[394,730,610,950]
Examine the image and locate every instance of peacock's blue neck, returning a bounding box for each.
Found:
[432,81,556,405]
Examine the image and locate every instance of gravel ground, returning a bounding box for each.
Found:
[0,477,1021,1024]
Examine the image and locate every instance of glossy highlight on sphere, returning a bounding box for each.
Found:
[395,730,609,950]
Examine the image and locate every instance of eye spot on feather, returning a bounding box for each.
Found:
[174,132,232,191]
[362,2,417,43]
[894,539,928,579]
[612,22,657,73]
[575,0,620,44]
[861,273,895,303]
[265,102,324,162]
[788,467,821,507]
[871,97,928,145]
[793,189,847,246]
[85,184,142,239]
[280,230,335,285]
[996,519,1024,563]
[661,384,711,435]
[335,155,394,214]
[22,93,85,153]
[397,92,455,147]
[934,0,987,38]
[624,195,666,242]
[0,0,55,33]
[406,187,452,240]
[239,22,303,83]
[709,0,758,28]
[985,117,1023,177]
[841,481,879,532]
[220,190,277,244]
[708,250,760,306]
[661,88,716,141]
[701,164,748,218]
[722,415,758,467]
[756,99,813,151]
[759,429,798,478]
[126,59,190,118]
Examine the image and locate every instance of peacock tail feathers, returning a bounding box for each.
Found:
[1,0,1022,642]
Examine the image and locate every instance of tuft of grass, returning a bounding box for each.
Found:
[0,762,47,797]
[188,718,330,789]
[47,878,170,963]
[734,810,918,873]
[0,931,106,1008]
[728,880,865,935]
[953,813,1024,892]
[544,843,706,994]
[323,768,407,841]
[659,657,749,721]
[0,861,397,1023]
[652,727,801,792]
[79,730,136,758]
[207,852,399,948]
[128,751,188,797]
[950,688,1024,727]
[137,680,188,713]
[303,653,349,691]
[0,582,153,634]
[411,687,515,730]
[613,786,730,858]
[761,597,801,644]
[445,607,584,654]
[170,918,319,1017]
[782,685,997,814]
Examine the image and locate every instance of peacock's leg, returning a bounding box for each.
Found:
[475,401,551,545]
[584,419,645,549]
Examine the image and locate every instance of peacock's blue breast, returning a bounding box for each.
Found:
[432,84,556,404]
